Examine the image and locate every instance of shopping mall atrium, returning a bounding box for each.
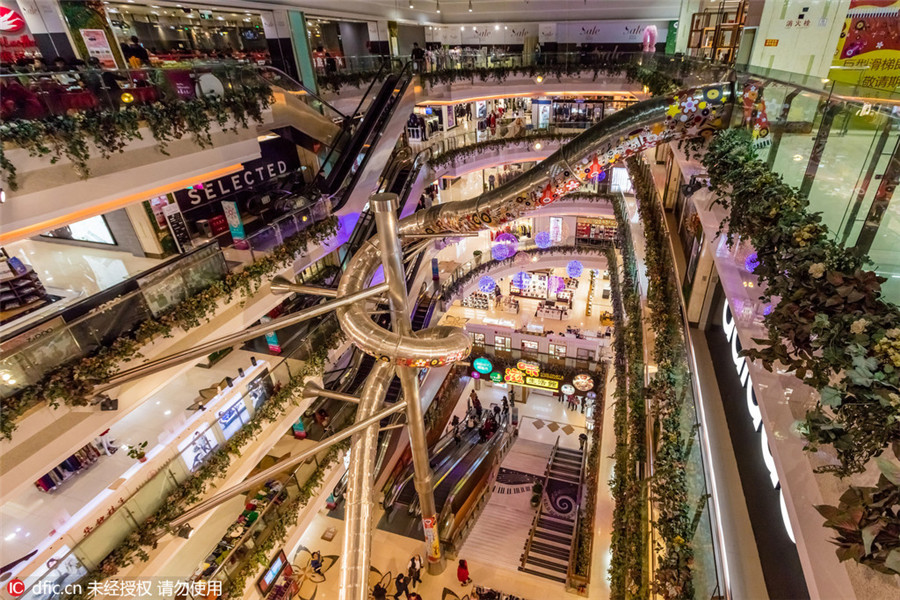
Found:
[0,0,898,599]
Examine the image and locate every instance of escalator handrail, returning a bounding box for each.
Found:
[329,62,415,210]
[257,65,349,119]
[436,415,513,541]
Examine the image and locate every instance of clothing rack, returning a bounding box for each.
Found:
[34,443,102,492]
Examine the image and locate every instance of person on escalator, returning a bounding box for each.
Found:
[466,413,477,430]
[478,423,487,444]
[471,395,483,419]
[502,397,510,417]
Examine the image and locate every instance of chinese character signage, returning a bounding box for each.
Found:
[830,1,900,90]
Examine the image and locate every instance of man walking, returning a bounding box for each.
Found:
[394,573,410,600]
[408,554,423,588]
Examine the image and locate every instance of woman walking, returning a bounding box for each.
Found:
[457,559,471,586]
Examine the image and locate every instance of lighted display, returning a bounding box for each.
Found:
[745,252,759,273]
[567,260,583,278]
[512,271,531,288]
[503,360,563,391]
[490,372,503,383]
[492,232,519,260]
[478,276,497,293]
[535,231,553,249]
[473,357,493,374]
[561,384,576,395]
[573,373,594,391]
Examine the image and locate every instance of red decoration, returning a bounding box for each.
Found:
[0,7,25,32]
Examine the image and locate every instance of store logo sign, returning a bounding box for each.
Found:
[0,7,26,32]
[722,301,795,543]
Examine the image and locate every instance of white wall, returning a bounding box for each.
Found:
[748,0,850,77]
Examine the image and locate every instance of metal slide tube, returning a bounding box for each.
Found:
[169,400,407,529]
[372,194,445,572]
[94,282,389,394]
[340,360,395,600]
[270,276,340,297]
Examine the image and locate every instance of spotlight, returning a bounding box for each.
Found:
[436,0,441,12]
[468,0,473,12]
[535,75,543,83]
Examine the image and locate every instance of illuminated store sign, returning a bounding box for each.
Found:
[573,373,594,391]
[473,357,493,374]
[722,301,795,543]
[503,360,562,390]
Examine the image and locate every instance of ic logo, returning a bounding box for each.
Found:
[7,578,25,597]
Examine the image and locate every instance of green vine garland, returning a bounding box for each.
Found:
[0,81,273,190]
[427,131,577,170]
[0,216,340,441]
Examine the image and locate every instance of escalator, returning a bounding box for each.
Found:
[321,65,414,207]
[379,412,510,540]
[410,292,434,331]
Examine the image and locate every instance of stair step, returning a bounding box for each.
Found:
[534,529,573,546]
[537,520,574,535]
[555,447,582,456]
[524,554,568,572]
[530,540,572,560]
[518,566,567,584]
[549,464,581,475]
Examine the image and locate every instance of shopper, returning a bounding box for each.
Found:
[408,554,423,588]
[128,36,150,66]
[310,550,324,577]
[373,583,388,600]
[488,173,496,190]
[492,404,501,420]
[394,573,410,600]
[472,395,483,419]
[411,42,426,72]
[457,559,471,586]
[579,432,588,451]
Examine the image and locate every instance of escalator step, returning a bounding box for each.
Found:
[518,566,567,584]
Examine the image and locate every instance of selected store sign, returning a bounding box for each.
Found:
[174,159,292,210]
[722,301,795,543]
[504,360,563,391]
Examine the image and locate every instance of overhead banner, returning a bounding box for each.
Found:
[539,23,556,44]
[555,20,670,44]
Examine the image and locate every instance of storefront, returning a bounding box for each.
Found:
[57,1,272,68]
[549,94,637,126]
[0,1,42,63]
[575,216,616,245]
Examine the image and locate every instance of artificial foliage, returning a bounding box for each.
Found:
[0,79,273,190]
[427,131,577,170]
[607,195,651,600]
[441,243,613,303]
[627,158,697,600]
[572,324,610,582]
[65,323,346,599]
[815,447,900,575]
[698,129,900,477]
[0,216,339,441]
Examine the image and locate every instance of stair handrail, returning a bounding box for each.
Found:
[566,436,591,591]
[519,436,560,569]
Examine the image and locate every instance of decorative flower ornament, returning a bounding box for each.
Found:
[808,263,825,279]
[850,318,869,334]
[478,276,497,293]
[567,260,583,278]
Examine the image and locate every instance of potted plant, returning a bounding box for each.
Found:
[127,441,149,463]
[531,481,543,508]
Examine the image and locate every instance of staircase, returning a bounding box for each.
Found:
[519,443,585,584]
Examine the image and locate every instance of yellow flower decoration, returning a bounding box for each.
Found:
[707,88,720,100]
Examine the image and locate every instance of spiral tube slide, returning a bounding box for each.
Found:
[338,82,734,367]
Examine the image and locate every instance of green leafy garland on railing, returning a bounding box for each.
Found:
[698,128,900,477]
[0,82,273,190]
[419,57,684,97]
[221,439,350,598]
[0,216,339,441]
[607,245,629,600]
[427,131,577,170]
[627,158,697,600]
[608,193,650,600]
[573,329,610,581]
[696,129,900,575]
[65,329,346,600]
[317,68,391,93]
[441,243,613,302]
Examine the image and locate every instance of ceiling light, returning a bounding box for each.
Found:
[409,2,414,7]
[495,25,499,30]
[436,1,441,12]
[468,0,473,12]
[534,142,542,149]
[460,26,464,31]
[535,76,543,83]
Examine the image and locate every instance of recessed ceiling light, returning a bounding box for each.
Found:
[495,25,499,30]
